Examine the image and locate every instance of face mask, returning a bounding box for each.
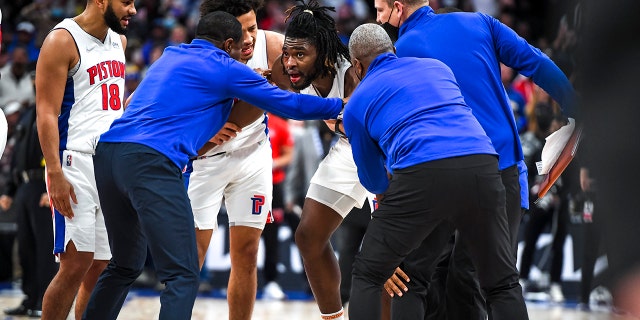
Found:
[380,22,399,43]
[380,7,399,43]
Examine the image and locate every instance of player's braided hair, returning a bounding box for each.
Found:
[284,0,350,79]
[200,0,264,18]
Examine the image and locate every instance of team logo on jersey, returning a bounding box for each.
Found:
[112,42,119,49]
[66,154,72,167]
[251,194,265,215]
[372,198,379,211]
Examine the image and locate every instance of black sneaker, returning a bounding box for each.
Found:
[4,305,30,316]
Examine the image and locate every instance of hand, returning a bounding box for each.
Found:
[39,193,50,207]
[209,122,242,145]
[323,119,337,131]
[254,68,273,84]
[0,195,12,211]
[46,171,77,218]
[384,267,410,297]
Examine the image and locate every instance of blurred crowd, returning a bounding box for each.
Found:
[1,0,604,310]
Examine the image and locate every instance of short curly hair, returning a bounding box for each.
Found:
[200,0,264,18]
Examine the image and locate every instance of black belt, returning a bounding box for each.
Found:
[192,151,226,161]
[21,169,45,183]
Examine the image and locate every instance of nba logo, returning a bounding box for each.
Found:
[66,154,72,166]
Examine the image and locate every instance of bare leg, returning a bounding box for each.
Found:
[295,199,344,314]
[381,290,391,320]
[74,259,108,320]
[228,225,262,320]
[195,228,214,270]
[42,241,94,320]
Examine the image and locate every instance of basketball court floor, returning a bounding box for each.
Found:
[0,287,620,320]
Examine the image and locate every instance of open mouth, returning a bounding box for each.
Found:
[288,73,301,83]
[241,46,253,57]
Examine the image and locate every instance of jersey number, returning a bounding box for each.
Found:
[101,84,122,110]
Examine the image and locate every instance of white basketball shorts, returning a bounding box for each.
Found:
[188,139,273,231]
[307,138,372,217]
[50,150,111,260]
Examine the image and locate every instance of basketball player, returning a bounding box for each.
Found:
[83,11,344,320]
[35,0,136,319]
[186,0,285,318]
[269,2,362,319]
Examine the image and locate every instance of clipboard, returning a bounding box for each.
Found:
[535,124,583,202]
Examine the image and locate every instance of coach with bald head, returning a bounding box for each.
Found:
[343,23,529,320]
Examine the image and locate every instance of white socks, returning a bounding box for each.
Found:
[321,307,344,320]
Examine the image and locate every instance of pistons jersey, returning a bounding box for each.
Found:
[54,19,125,154]
[300,57,349,99]
[203,29,269,155]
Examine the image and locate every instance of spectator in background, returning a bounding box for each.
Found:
[0,101,21,286]
[518,102,570,304]
[19,1,69,49]
[169,23,189,45]
[0,46,35,113]
[6,22,40,65]
[2,97,58,318]
[261,112,294,300]
[140,19,170,66]
[258,0,294,33]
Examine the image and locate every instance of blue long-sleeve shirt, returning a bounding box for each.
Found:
[343,53,496,194]
[100,39,342,169]
[396,6,577,171]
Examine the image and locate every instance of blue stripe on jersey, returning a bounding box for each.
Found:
[58,77,74,150]
[52,208,66,254]
[263,113,269,137]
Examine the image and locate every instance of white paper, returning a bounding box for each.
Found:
[536,118,575,175]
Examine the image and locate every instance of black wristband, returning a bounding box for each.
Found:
[334,111,347,138]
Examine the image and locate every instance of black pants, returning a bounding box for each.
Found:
[519,205,569,283]
[15,180,58,310]
[336,201,371,304]
[391,164,521,320]
[84,142,199,320]
[349,155,527,320]
[262,182,284,284]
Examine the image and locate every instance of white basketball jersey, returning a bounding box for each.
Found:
[205,29,269,155]
[54,19,125,154]
[300,57,350,99]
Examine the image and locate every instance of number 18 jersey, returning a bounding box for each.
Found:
[54,19,125,154]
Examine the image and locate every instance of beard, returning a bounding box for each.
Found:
[290,70,320,91]
[104,4,127,35]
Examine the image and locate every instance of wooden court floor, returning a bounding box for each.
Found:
[0,287,624,320]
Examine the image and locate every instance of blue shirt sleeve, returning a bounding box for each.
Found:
[486,14,578,117]
[343,102,389,194]
[225,61,343,120]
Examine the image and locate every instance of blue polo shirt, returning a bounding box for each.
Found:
[344,53,496,194]
[100,39,343,169]
[396,6,577,171]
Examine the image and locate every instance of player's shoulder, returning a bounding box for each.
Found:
[264,30,285,68]
[264,30,285,46]
[40,28,78,59]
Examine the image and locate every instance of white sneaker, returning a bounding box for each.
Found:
[263,281,286,300]
[589,286,613,312]
[549,283,565,303]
